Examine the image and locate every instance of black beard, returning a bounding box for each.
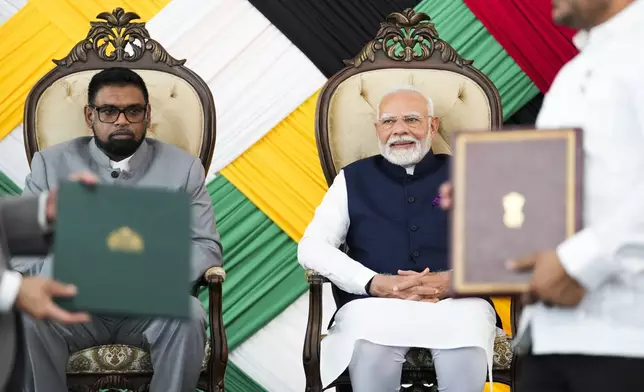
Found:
[94,129,146,160]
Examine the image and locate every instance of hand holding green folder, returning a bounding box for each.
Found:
[53,181,192,319]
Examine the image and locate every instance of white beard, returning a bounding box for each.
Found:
[379,134,431,167]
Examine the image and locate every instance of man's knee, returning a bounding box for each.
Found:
[431,347,487,391]
[147,315,206,347]
[351,340,408,366]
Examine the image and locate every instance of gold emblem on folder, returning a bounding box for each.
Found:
[107,226,144,253]
[502,192,526,229]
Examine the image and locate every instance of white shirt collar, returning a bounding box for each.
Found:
[110,155,133,171]
[573,0,644,50]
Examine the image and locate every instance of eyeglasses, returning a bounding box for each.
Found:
[88,104,147,123]
[376,115,430,130]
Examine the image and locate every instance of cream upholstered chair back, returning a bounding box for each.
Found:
[315,8,502,185]
[23,8,215,170]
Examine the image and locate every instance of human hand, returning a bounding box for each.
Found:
[507,249,586,307]
[46,171,99,223]
[438,182,452,210]
[393,269,451,302]
[16,277,90,324]
[369,268,431,299]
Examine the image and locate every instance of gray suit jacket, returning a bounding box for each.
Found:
[0,196,50,391]
[16,136,223,285]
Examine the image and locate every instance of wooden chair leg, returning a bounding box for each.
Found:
[208,279,228,392]
[303,273,325,392]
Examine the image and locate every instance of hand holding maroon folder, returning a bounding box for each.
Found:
[445,128,583,296]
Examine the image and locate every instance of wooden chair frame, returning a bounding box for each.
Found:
[303,8,522,392]
[23,8,227,392]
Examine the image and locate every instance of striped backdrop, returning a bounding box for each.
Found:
[0,0,546,390]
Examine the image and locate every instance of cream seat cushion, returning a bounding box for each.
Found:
[34,69,204,157]
[326,69,493,172]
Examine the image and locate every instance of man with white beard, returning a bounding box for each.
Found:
[298,86,501,392]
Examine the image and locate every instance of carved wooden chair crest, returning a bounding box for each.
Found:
[304,9,520,392]
[23,8,227,392]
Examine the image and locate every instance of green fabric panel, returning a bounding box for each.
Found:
[223,362,268,392]
[414,0,540,118]
[202,175,307,351]
[0,171,20,195]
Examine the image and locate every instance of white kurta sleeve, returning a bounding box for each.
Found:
[298,170,377,295]
[557,75,644,292]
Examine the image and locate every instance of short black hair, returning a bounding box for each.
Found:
[87,67,149,105]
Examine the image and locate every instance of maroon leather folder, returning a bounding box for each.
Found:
[449,128,583,295]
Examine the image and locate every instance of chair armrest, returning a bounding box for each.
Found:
[204,266,226,284]
[204,266,228,390]
[305,269,330,284]
[303,269,326,390]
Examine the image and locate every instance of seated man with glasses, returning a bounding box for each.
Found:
[14,67,222,392]
[298,86,501,392]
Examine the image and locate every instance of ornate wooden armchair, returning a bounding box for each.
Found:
[22,8,227,392]
[303,9,521,392]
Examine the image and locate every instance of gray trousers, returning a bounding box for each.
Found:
[20,296,206,392]
[348,340,488,392]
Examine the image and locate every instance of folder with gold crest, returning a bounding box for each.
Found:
[53,181,192,319]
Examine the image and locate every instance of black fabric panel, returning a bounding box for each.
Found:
[248,0,422,77]
[504,94,544,126]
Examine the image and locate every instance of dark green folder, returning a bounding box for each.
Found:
[53,181,191,319]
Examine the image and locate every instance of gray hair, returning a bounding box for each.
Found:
[376,85,435,119]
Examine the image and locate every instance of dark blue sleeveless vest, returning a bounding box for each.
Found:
[332,152,502,328]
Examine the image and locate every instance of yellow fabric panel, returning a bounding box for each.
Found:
[492,296,513,337]
[220,91,328,242]
[487,382,511,392]
[0,0,170,141]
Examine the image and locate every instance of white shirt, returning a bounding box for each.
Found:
[527,0,644,358]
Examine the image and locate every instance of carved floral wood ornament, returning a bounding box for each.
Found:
[345,8,473,68]
[54,7,185,67]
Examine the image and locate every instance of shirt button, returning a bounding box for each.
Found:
[111,171,119,178]
[411,225,418,231]
[412,251,420,258]
[407,196,415,203]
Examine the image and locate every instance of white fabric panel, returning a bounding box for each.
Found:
[145,0,326,180]
[0,126,28,188]
[230,285,338,392]
[0,0,25,25]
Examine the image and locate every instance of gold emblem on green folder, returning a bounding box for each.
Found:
[107,226,144,253]
[502,192,525,229]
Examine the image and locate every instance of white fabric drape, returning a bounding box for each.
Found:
[145,0,326,181]
[0,0,25,25]
[0,126,28,187]
[230,285,338,392]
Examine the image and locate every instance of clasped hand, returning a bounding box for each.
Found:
[370,268,450,302]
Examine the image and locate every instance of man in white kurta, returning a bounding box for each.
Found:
[298,87,499,392]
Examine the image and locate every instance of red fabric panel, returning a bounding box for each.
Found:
[463,0,579,92]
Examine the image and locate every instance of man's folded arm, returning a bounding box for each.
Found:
[186,158,223,285]
[557,76,644,292]
[298,170,376,295]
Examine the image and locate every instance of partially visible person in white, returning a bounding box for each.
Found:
[440,1,644,390]
[298,86,500,392]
